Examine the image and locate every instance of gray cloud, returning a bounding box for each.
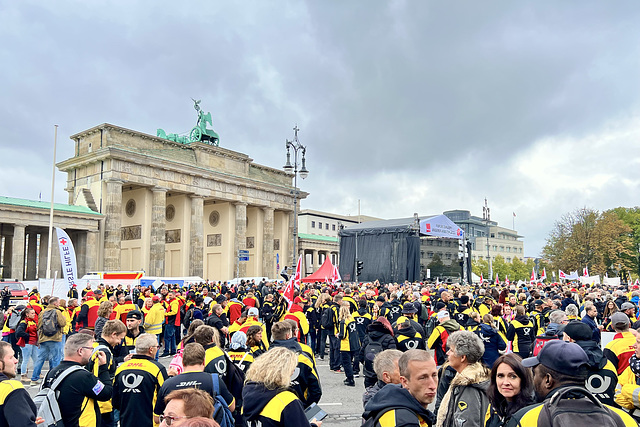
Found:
[2,1,640,258]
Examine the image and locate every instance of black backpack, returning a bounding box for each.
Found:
[424,316,438,340]
[320,307,334,329]
[182,307,195,328]
[538,386,626,427]
[363,338,384,377]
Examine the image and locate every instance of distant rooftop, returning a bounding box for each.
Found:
[0,196,102,216]
[298,233,339,243]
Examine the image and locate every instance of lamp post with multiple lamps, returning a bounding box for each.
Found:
[283,125,309,272]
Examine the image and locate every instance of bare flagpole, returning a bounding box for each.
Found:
[46,125,58,280]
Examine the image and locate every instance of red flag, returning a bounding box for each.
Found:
[480,272,484,283]
[559,270,566,280]
[505,276,510,286]
[284,255,302,308]
[583,266,589,277]
[495,273,499,285]
[531,268,536,283]
[331,264,342,284]
[541,268,547,281]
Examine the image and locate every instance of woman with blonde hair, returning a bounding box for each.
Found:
[338,302,359,387]
[94,301,113,338]
[243,347,321,427]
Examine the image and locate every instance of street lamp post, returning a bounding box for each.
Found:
[483,198,492,281]
[283,125,309,271]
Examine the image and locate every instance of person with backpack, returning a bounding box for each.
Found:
[359,317,397,388]
[154,343,235,427]
[15,307,39,383]
[507,340,637,427]
[112,333,167,427]
[316,294,333,361]
[30,296,66,386]
[0,341,38,427]
[41,332,112,427]
[338,303,360,387]
[477,314,506,369]
[362,349,437,427]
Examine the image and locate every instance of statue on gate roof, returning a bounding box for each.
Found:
[157,99,220,146]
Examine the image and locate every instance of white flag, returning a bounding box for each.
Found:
[56,227,78,288]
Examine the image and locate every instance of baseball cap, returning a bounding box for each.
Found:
[563,321,592,341]
[522,340,589,375]
[152,295,161,302]
[621,302,636,311]
[402,302,418,314]
[533,299,544,306]
[126,310,143,320]
[216,295,227,304]
[611,312,630,327]
[247,307,259,317]
[437,311,450,321]
[85,291,94,297]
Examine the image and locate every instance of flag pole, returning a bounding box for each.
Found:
[46,125,58,280]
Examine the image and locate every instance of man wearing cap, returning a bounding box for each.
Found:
[604,311,636,376]
[77,290,100,330]
[506,340,635,426]
[393,303,426,337]
[621,302,638,323]
[119,310,145,361]
[238,307,270,350]
[67,284,79,300]
[562,321,618,406]
[453,294,473,328]
[427,311,461,366]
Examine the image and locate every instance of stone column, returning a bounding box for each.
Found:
[86,231,99,275]
[234,202,247,278]
[11,224,25,280]
[287,211,295,269]
[2,234,11,279]
[262,207,274,278]
[38,231,48,279]
[75,232,88,277]
[104,179,123,271]
[50,232,61,278]
[189,195,204,277]
[149,187,167,277]
[312,249,319,270]
[25,231,38,280]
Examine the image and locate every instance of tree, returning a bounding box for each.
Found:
[543,207,635,277]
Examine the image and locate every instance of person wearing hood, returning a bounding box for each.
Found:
[395,317,425,352]
[393,303,425,338]
[427,311,461,366]
[478,314,506,369]
[562,321,618,407]
[505,305,535,359]
[384,293,404,324]
[359,317,397,388]
[243,347,321,427]
[436,331,490,427]
[362,349,437,427]
[227,331,254,373]
[270,321,322,407]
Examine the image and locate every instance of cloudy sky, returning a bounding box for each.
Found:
[2,1,640,258]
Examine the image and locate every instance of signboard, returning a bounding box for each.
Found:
[238,250,249,255]
[239,256,249,261]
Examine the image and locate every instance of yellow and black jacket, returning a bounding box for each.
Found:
[0,373,37,427]
[87,338,117,415]
[506,386,637,427]
[242,383,311,427]
[112,355,168,427]
[339,317,360,352]
[363,383,435,427]
[506,315,535,357]
[271,338,322,407]
[43,360,113,427]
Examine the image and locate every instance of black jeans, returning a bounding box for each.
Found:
[329,334,341,370]
[318,329,330,357]
[341,350,356,382]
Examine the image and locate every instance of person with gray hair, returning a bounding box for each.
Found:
[112,333,167,427]
[362,349,403,408]
[436,330,490,427]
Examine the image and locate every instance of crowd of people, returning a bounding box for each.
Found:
[1,278,640,426]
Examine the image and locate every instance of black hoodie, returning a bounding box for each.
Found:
[242,381,313,427]
[396,323,425,352]
[575,339,618,406]
[271,338,322,407]
[363,383,435,427]
[359,322,397,379]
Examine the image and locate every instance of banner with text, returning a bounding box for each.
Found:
[56,227,78,289]
[419,215,464,239]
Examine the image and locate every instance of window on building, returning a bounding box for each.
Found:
[427,252,434,257]
[519,248,522,253]
[507,247,511,252]
[437,241,442,246]
[318,222,322,229]
[325,223,329,230]
[491,233,495,238]
[311,221,315,228]
[493,245,497,251]
[499,246,504,251]
[332,224,336,231]
[507,258,511,262]
[445,253,452,259]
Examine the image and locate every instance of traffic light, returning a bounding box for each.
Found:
[356,260,364,275]
[458,239,464,259]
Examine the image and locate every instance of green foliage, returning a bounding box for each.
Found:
[543,207,638,277]
[471,256,537,282]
